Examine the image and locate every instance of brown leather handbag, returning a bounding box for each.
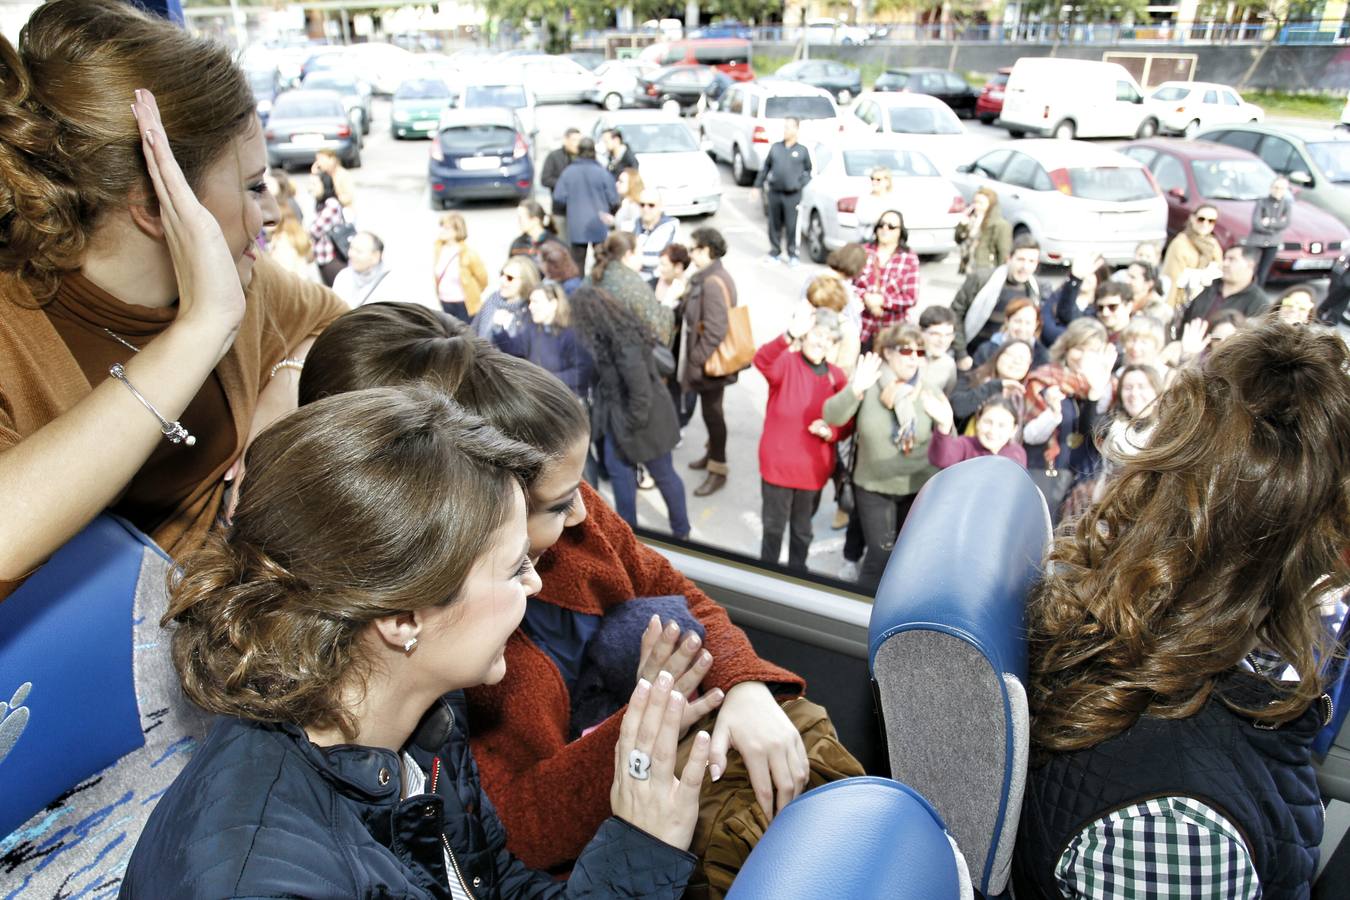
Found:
[702,274,754,378]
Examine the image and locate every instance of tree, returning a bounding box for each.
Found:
[480,0,612,52]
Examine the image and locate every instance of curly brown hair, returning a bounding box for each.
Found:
[0,0,256,301]
[164,387,546,739]
[1027,319,1350,753]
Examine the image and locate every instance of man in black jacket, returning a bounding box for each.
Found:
[603,128,640,181]
[1183,245,1270,325]
[753,117,812,266]
[541,128,581,239]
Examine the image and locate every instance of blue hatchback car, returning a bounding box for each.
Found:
[428,108,533,208]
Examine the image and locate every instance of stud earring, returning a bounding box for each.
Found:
[403,638,418,654]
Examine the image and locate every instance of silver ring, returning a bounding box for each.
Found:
[627,749,652,781]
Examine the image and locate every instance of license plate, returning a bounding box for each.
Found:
[459,157,501,170]
[1292,258,1335,270]
[292,133,326,146]
[415,120,436,130]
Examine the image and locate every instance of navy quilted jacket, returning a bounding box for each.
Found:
[120,693,695,899]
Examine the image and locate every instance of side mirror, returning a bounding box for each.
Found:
[956,162,975,174]
[1167,186,1186,200]
[1290,170,1313,186]
[1133,95,1144,104]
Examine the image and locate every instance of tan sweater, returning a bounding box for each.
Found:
[0,255,346,595]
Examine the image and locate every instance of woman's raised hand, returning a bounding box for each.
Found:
[786,305,815,341]
[920,389,954,434]
[1180,318,1211,359]
[637,616,724,732]
[131,90,245,348]
[851,352,883,398]
[611,672,711,851]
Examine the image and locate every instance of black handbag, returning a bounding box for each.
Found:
[651,343,676,378]
[328,221,357,262]
[836,435,859,515]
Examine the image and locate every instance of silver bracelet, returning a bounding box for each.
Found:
[109,363,196,446]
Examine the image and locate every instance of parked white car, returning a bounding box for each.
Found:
[699,79,841,185]
[798,137,965,262]
[1000,57,1159,141]
[517,54,597,105]
[842,91,980,175]
[1146,81,1263,136]
[592,111,722,216]
[589,60,648,111]
[952,140,1167,266]
[456,74,537,139]
[804,17,871,45]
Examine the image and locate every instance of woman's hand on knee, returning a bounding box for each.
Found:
[610,671,711,851]
[709,681,809,819]
[637,616,724,731]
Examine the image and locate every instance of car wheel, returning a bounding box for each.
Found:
[837,88,852,105]
[1053,119,1076,141]
[806,211,828,264]
[979,113,995,125]
[661,97,682,117]
[603,92,623,111]
[1008,128,1025,139]
[346,146,362,169]
[1136,117,1159,139]
[1181,118,1201,138]
[732,146,753,186]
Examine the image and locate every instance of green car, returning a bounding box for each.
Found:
[391,77,454,139]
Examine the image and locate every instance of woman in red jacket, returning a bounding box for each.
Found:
[298,302,824,873]
[754,307,848,570]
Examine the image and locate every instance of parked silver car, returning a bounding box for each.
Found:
[589,60,647,111]
[799,138,964,263]
[301,69,373,135]
[1196,123,1350,226]
[952,140,1166,266]
[516,54,596,105]
[264,89,361,169]
[698,78,842,186]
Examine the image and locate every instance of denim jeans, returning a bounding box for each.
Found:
[602,434,690,538]
[761,481,821,570]
[855,486,918,591]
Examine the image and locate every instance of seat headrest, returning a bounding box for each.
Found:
[868,456,1049,680]
[725,777,970,900]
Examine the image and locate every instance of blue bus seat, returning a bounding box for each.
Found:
[725,776,972,900]
[0,514,209,897]
[868,456,1051,898]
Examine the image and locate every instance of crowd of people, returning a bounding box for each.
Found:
[2,5,1348,898]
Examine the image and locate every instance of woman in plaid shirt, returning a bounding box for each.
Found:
[851,209,919,351]
[306,171,347,287]
[1015,319,1350,899]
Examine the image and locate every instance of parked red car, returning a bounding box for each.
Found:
[1122,138,1349,279]
[975,67,1011,125]
[636,39,756,83]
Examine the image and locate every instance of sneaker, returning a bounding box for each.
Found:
[761,253,782,265]
[838,560,860,581]
[786,255,801,268]
[637,467,656,490]
[831,508,850,530]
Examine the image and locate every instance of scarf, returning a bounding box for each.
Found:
[1023,364,1093,471]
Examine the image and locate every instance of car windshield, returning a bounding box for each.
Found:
[305,75,356,93]
[438,124,517,154]
[1192,158,1276,200]
[620,123,700,153]
[842,148,938,177]
[764,96,836,120]
[1307,141,1350,183]
[396,79,451,100]
[465,85,527,108]
[1151,86,1189,102]
[990,73,1009,87]
[270,95,344,119]
[888,106,962,135]
[877,72,908,88]
[1068,167,1156,202]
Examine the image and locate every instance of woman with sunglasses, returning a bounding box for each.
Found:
[854,166,898,241]
[472,256,541,341]
[1161,205,1223,308]
[823,323,939,590]
[852,210,920,352]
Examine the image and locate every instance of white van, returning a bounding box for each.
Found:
[1000,58,1159,141]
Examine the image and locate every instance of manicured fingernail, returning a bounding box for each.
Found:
[146,129,154,147]
[699,651,712,666]
[711,764,723,782]
[131,103,139,120]
[669,691,683,709]
[636,678,650,695]
[685,635,701,650]
[656,670,672,688]
[649,614,660,628]
[697,731,710,746]
[665,621,679,634]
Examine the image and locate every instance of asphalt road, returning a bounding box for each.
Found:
[330,98,1335,580]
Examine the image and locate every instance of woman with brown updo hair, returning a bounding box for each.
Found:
[122,386,709,897]
[591,230,673,346]
[0,0,344,601]
[1015,319,1350,899]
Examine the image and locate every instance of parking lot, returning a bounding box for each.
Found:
[333,96,1334,575]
